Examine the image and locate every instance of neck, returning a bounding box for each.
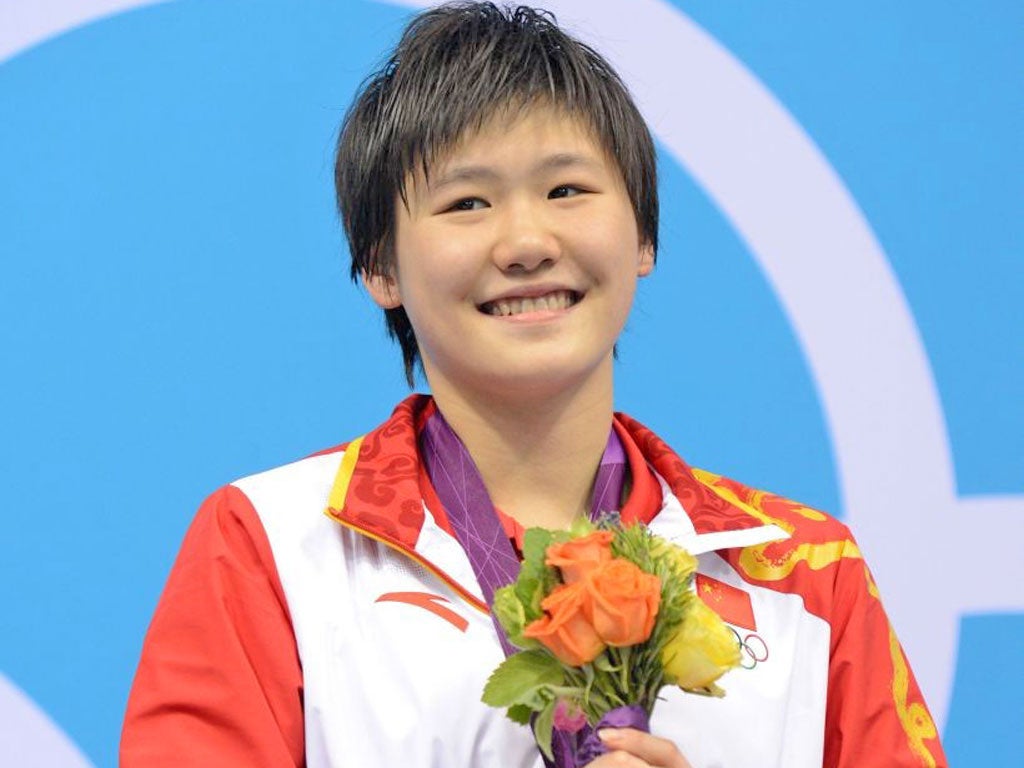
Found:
[427,366,615,530]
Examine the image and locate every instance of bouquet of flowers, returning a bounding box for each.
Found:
[482,518,740,765]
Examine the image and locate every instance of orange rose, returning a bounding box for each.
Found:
[582,559,661,646]
[523,582,606,666]
[545,531,615,584]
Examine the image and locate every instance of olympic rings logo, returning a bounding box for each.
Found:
[730,627,769,670]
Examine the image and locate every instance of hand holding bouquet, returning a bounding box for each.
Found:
[482,518,740,765]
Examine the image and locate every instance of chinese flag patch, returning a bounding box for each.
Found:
[696,574,756,631]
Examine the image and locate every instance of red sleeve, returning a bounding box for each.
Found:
[120,485,305,767]
[824,554,947,768]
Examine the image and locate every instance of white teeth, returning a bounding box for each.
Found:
[484,290,577,316]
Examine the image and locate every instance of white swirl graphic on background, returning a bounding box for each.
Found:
[0,0,169,63]
[0,673,95,768]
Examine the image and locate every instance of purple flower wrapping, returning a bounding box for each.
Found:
[544,705,651,767]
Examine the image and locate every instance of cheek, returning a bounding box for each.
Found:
[612,280,640,321]
[401,233,480,292]
[396,258,477,333]
[605,260,642,319]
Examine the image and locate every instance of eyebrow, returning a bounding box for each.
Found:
[428,152,603,192]
[537,152,603,173]
[428,165,501,191]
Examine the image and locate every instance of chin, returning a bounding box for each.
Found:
[476,356,612,400]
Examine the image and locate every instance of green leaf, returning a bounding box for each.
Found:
[517,566,559,621]
[492,586,523,630]
[515,529,561,620]
[493,586,540,648]
[533,698,557,760]
[569,516,596,537]
[522,528,555,568]
[507,704,533,725]
[481,650,564,710]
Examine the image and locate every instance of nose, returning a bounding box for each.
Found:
[491,199,560,274]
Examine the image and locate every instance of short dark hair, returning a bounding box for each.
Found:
[335,1,658,386]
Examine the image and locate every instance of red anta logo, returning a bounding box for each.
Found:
[375,591,470,632]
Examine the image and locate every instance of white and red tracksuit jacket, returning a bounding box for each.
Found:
[121,395,947,767]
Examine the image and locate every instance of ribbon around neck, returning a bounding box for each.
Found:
[420,409,631,765]
[419,409,628,654]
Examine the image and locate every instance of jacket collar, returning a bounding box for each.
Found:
[325,396,789,608]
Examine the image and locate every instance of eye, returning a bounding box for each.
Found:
[548,185,584,199]
[445,197,488,212]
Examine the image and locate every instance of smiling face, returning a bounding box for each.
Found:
[365,106,654,406]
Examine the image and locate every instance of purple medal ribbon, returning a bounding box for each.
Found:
[420,409,639,766]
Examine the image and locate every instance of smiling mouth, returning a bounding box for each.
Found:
[479,290,582,317]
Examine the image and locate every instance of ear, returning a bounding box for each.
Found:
[636,241,655,277]
[362,270,403,309]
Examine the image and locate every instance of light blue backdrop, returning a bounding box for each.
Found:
[0,1,1020,766]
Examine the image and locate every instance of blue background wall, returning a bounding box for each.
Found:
[0,1,1020,765]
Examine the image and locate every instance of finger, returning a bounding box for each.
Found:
[584,751,648,768]
[597,728,692,768]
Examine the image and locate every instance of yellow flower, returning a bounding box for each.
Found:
[661,596,741,691]
[651,537,698,581]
